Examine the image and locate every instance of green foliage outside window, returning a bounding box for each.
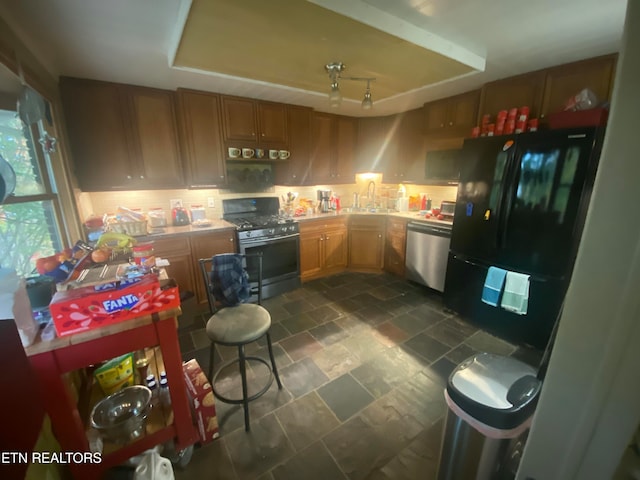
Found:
[0,110,59,277]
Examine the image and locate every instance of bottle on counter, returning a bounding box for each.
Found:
[420,195,427,211]
[426,195,432,211]
[159,377,171,407]
[147,379,159,408]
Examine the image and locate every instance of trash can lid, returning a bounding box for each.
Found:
[447,353,541,430]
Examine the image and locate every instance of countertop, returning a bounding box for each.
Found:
[134,219,237,241]
[129,211,453,241]
[295,210,454,227]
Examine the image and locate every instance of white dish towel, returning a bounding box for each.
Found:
[500,271,530,315]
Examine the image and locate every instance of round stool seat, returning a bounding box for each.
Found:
[206,303,271,345]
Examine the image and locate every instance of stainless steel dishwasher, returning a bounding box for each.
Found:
[405,222,452,292]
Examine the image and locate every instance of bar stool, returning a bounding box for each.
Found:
[198,253,282,432]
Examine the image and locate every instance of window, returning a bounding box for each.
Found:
[0,108,65,277]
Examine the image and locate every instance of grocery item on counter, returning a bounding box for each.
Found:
[36,240,93,283]
[132,242,155,269]
[50,274,180,336]
[147,208,167,228]
[94,353,135,395]
[183,359,219,443]
[172,207,190,226]
[190,205,206,222]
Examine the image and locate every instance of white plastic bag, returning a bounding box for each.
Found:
[134,450,174,480]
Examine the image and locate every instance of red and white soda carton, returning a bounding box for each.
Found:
[471,126,480,138]
[527,118,539,132]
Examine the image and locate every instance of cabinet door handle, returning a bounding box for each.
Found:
[139,175,145,180]
[440,123,444,128]
[220,175,225,179]
[126,175,132,180]
[229,238,234,242]
[449,121,453,126]
[319,236,324,241]
[252,132,256,136]
[378,234,382,238]
[292,174,297,179]
[261,132,265,137]
[326,235,330,240]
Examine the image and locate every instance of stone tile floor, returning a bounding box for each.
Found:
[171,272,543,480]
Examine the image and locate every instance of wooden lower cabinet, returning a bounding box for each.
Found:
[148,230,237,307]
[190,230,237,304]
[384,217,407,277]
[348,216,385,271]
[299,218,348,281]
[152,236,196,306]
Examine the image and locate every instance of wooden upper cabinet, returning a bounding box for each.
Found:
[424,90,480,136]
[59,77,184,191]
[276,105,312,185]
[221,96,287,146]
[221,96,257,142]
[310,112,356,184]
[176,89,226,187]
[540,54,617,119]
[257,101,287,144]
[479,71,546,120]
[60,78,133,190]
[334,115,357,182]
[125,86,184,187]
[356,116,397,173]
[386,108,426,182]
[310,113,333,184]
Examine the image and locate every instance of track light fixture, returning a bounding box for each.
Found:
[324,62,375,109]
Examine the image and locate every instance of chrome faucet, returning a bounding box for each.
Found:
[367,181,376,207]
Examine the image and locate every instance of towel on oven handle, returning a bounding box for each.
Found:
[210,254,250,306]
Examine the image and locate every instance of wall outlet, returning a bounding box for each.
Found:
[170,199,182,209]
[207,197,215,208]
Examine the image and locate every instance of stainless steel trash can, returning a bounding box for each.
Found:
[437,353,541,480]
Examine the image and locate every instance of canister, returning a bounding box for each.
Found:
[190,204,206,222]
[132,242,155,269]
[147,208,167,228]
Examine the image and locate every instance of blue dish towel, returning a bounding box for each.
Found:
[501,271,530,315]
[210,254,250,307]
[481,266,508,307]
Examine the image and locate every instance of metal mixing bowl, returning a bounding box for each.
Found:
[90,385,152,444]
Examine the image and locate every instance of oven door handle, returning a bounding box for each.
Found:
[241,232,300,246]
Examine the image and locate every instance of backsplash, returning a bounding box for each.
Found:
[76,182,458,222]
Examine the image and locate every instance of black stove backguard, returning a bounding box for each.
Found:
[223,197,280,220]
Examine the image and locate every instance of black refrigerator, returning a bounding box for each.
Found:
[443,126,605,349]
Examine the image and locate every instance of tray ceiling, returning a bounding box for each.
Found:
[173,0,477,101]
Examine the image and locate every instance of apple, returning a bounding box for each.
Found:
[91,247,111,264]
[437,214,445,220]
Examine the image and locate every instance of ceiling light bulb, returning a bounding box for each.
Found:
[329,82,342,107]
[361,90,373,110]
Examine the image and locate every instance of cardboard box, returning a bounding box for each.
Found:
[182,359,219,443]
[49,274,180,337]
[548,108,608,129]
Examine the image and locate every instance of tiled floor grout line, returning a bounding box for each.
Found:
[175,274,537,480]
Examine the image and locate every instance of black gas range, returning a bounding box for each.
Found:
[226,215,299,241]
[223,197,301,299]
